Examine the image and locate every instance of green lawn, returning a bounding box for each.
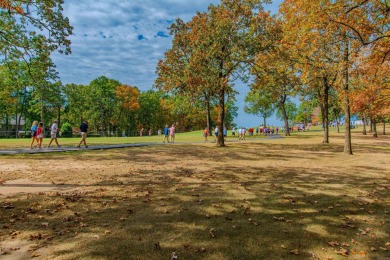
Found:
[0,127,389,259]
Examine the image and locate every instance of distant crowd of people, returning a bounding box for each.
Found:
[201,124,310,142]
[28,121,311,149]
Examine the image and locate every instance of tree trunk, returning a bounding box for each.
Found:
[5,115,9,138]
[336,118,340,133]
[40,94,44,123]
[15,88,20,138]
[100,105,105,137]
[383,119,385,135]
[322,77,329,143]
[362,117,367,135]
[342,38,352,155]
[15,112,19,138]
[217,88,225,147]
[57,105,61,130]
[280,94,290,136]
[263,115,266,129]
[373,117,378,137]
[205,93,212,136]
[369,116,373,132]
[17,86,28,138]
[318,88,325,134]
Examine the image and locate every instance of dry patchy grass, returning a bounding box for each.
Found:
[0,131,389,259]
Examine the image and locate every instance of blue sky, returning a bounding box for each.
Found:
[52,0,284,127]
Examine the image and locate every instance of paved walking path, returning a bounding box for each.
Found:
[0,143,160,155]
[0,134,284,155]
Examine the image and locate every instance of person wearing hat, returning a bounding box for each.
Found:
[48,119,62,148]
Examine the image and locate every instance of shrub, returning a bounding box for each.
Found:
[60,122,73,137]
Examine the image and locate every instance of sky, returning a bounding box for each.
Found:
[51,0,284,127]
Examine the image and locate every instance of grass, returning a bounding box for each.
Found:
[0,130,268,149]
[0,126,389,259]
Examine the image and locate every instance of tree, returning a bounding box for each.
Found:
[295,100,315,128]
[244,89,275,128]
[280,0,342,143]
[89,76,120,136]
[250,16,301,136]
[157,0,269,146]
[136,90,168,133]
[276,101,297,127]
[62,83,91,127]
[0,0,73,64]
[114,84,140,135]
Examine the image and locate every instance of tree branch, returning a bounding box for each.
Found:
[345,0,370,14]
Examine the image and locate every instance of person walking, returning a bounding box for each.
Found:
[214,126,219,142]
[203,127,209,142]
[30,121,39,149]
[77,120,88,148]
[36,122,44,149]
[163,124,170,143]
[169,124,175,143]
[48,119,61,148]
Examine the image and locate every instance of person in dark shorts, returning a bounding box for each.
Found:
[163,124,169,143]
[30,121,38,149]
[77,121,88,148]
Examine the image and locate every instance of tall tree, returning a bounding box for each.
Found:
[157,0,269,146]
[244,89,275,128]
[89,76,120,136]
[251,16,301,136]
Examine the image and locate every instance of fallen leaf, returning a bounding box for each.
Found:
[290,249,299,255]
[41,222,49,228]
[183,244,192,250]
[379,247,388,251]
[281,245,286,249]
[358,250,366,256]
[209,228,216,238]
[327,241,340,247]
[335,248,348,256]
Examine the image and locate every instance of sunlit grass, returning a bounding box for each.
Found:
[0,124,389,259]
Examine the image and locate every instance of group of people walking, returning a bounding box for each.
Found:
[162,124,175,143]
[203,126,228,142]
[29,120,89,149]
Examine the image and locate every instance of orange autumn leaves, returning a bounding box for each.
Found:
[115,85,140,111]
[0,0,24,14]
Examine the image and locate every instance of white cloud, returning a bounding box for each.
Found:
[52,0,283,127]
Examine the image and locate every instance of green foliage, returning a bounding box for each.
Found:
[276,101,298,125]
[0,0,73,64]
[295,100,315,125]
[60,122,73,137]
[244,89,275,126]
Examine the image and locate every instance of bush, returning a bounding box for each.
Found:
[60,122,73,137]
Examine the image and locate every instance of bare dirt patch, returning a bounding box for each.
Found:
[0,179,75,197]
[0,133,389,259]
